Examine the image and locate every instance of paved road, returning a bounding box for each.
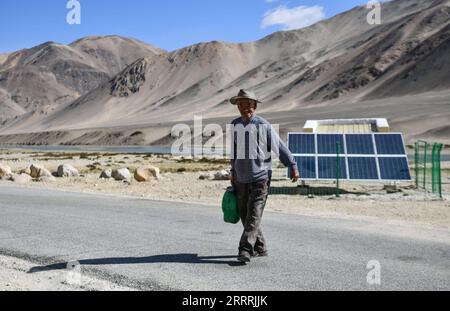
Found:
[0,185,449,290]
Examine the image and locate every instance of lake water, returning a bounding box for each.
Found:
[0,145,227,156]
[0,145,449,161]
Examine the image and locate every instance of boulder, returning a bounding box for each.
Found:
[39,168,54,178]
[134,166,161,182]
[11,173,33,184]
[384,184,400,194]
[112,168,132,181]
[57,164,79,177]
[0,163,12,179]
[199,172,213,180]
[0,175,12,181]
[29,164,41,178]
[100,168,113,179]
[214,170,230,181]
[39,175,57,183]
[29,164,53,178]
[20,166,32,176]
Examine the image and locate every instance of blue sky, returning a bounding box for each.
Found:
[0,0,373,53]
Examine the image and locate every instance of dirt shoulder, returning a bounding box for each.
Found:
[0,254,134,291]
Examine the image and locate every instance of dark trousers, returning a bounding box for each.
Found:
[234,179,270,254]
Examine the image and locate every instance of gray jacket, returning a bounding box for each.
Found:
[230,115,298,183]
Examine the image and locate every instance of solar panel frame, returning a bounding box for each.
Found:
[318,156,347,180]
[317,134,346,154]
[288,133,315,154]
[346,134,375,155]
[374,133,407,155]
[347,157,379,180]
[378,157,412,180]
[287,132,411,182]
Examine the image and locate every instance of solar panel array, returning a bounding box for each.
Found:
[287,133,411,181]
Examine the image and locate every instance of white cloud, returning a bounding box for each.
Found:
[261,5,325,30]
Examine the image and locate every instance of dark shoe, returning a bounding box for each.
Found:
[253,250,269,258]
[238,251,251,263]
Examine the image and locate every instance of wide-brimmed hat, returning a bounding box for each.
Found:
[230,89,262,105]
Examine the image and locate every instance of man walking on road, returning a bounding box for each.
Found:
[229,89,300,263]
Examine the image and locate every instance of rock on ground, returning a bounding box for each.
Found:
[199,172,213,180]
[11,173,33,184]
[214,170,230,181]
[57,164,79,177]
[29,164,53,179]
[39,168,54,178]
[29,164,42,178]
[100,168,113,179]
[0,163,12,179]
[112,168,132,181]
[39,176,57,183]
[134,166,160,182]
[20,166,32,176]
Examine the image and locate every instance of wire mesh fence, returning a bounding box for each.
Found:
[414,140,446,199]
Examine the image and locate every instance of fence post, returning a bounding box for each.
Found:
[423,142,428,191]
[432,143,437,194]
[431,143,443,199]
[415,142,419,189]
[437,144,443,199]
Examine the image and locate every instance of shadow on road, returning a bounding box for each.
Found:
[28,254,245,273]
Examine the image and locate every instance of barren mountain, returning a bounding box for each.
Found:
[0,53,9,65]
[0,0,449,145]
[0,36,164,120]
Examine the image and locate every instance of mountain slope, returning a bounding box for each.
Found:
[0,53,9,65]
[0,0,449,144]
[0,36,164,121]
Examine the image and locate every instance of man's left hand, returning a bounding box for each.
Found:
[290,168,300,183]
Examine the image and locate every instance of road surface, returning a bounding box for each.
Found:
[0,185,449,290]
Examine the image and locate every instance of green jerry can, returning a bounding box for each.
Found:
[222,187,240,224]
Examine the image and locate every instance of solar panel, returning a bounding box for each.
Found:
[348,157,379,180]
[288,134,315,154]
[378,157,411,180]
[287,132,411,181]
[375,134,406,155]
[346,134,375,155]
[317,134,345,154]
[318,157,347,179]
[290,156,316,179]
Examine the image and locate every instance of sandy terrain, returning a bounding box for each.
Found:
[1,149,449,229]
[0,255,134,291]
